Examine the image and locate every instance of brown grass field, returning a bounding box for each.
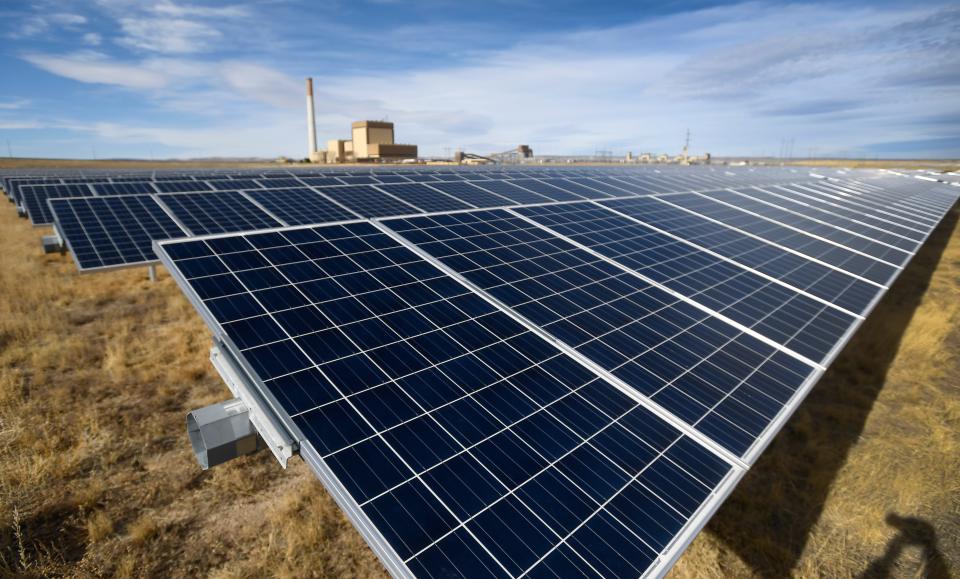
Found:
[0,178,958,577]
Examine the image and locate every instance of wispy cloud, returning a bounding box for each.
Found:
[22,51,179,89]
[116,17,222,54]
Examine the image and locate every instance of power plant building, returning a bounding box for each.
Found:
[327,120,417,162]
[305,77,418,163]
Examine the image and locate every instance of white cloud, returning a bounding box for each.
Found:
[150,1,249,19]
[22,51,176,89]
[82,32,102,46]
[220,62,302,108]
[0,99,31,110]
[48,13,87,26]
[117,17,222,54]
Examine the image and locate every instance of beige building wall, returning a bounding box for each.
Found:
[351,126,368,159]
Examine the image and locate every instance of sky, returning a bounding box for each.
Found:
[0,0,957,160]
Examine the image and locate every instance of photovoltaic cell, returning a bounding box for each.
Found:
[22,183,94,225]
[508,179,584,202]
[695,190,912,265]
[153,180,214,193]
[515,202,857,362]
[376,183,474,213]
[317,185,422,218]
[91,182,158,195]
[602,197,883,314]
[50,195,187,270]
[210,179,262,191]
[654,193,900,285]
[427,181,517,208]
[158,191,283,235]
[471,180,554,205]
[245,187,358,225]
[385,210,816,457]
[157,221,735,579]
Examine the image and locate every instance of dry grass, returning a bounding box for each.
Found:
[0,189,957,577]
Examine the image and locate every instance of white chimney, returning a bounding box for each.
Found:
[306,77,318,161]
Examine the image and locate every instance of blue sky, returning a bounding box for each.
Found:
[1,0,957,159]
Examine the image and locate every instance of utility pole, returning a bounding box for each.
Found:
[6,140,11,158]
[683,129,691,161]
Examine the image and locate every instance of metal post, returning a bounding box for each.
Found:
[148,264,157,282]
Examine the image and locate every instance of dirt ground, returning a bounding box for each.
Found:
[0,181,957,578]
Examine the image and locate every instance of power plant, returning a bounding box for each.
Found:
[302,77,708,165]
[305,77,418,163]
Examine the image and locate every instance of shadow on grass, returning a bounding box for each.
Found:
[703,205,959,577]
[859,513,952,579]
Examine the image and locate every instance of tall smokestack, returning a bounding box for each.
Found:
[306,78,318,161]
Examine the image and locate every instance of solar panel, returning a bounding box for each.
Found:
[50,195,187,271]
[373,175,413,184]
[156,221,738,579]
[317,185,422,218]
[22,184,94,225]
[210,179,262,190]
[514,202,858,362]
[602,197,883,314]
[245,187,358,225]
[91,182,158,196]
[696,190,912,265]
[507,179,584,202]
[734,186,922,250]
[153,180,214,193]
[385,210,816,457]
[375,183,474,213]
[402,174,441,183]
[655,193,900,285]
[257,178,306,189]
[158,191,283,235]
[471,180,554,205]
[338,175,381,185]
[427,181,517,208]
[300,177,343,187]
[539,178,614,200]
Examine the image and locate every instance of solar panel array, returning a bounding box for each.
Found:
[147,167,957,578]
[37,167,818,272]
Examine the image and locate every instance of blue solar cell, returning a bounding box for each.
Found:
[386,209,816,457]
[508,179,584,202]
[376,183,473,213]
[427,181,516,208]
[22,183,94,225]
[316,185,421,218]
[245,187,357,225]
[472,179,553,205]
[660,193,899,285]
[91,182,158,195]
[210,179,262,190]
[337,175,381,185]
[602,197,883,314]
[158,191,283,235]
[157,220,735,579]
[50,195,187,270]
[153,180,213,193]
[515,202,858,362]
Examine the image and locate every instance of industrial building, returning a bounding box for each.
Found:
[305,78,418,163]
[327,121,417,163]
